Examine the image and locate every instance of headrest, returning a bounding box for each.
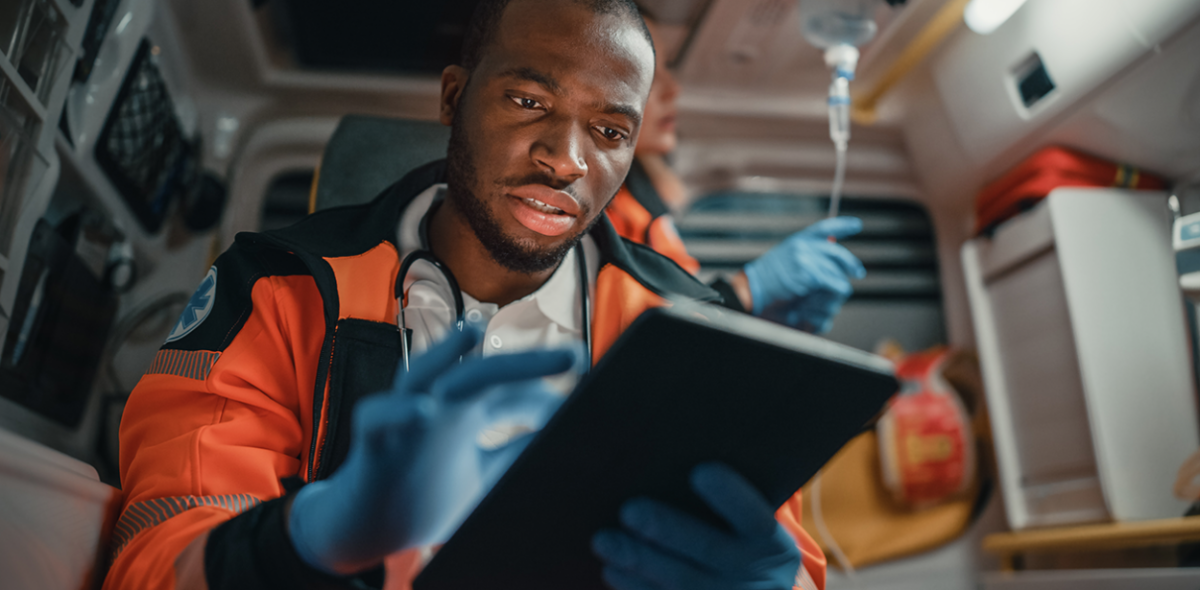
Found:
[312,115,451,212]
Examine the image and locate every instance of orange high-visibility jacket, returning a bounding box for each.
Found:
[606,160,751,315]
[606,159,701,275]
[105,160,826,590]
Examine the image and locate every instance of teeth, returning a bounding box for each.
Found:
[522,197,566,215]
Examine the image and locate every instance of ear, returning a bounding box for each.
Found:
[439,65,470,126]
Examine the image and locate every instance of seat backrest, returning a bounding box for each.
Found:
[0,427,120,590]
[313,115,451,212]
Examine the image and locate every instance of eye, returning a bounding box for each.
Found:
[598,126,626,142]
[511,96,542,110]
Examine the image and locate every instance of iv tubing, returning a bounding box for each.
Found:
[810,472,859,582]
[824,45,854,219]
[828,141,848,219]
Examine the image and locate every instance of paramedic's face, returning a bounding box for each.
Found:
[635,18,680,157]
[440,0,654,273]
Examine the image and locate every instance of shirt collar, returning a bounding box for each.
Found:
[397,183,590,333]
[527,244,583,333]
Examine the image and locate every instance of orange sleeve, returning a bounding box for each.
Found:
[104,273,325,590]
[777,489,828,590]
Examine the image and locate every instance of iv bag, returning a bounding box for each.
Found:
[799,0,879,49]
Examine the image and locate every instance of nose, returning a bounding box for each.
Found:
[658,67,680,103]
[531,118,588,182]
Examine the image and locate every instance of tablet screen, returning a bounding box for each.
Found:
[415,303,897,590]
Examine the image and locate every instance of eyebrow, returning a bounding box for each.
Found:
[596,102,642,127]
[498,67,563,94]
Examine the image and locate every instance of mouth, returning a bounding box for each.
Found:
[505,185,581,237]
[516,196,568,216]
[508,185,582,216]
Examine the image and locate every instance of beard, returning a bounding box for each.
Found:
[444,112,599,274]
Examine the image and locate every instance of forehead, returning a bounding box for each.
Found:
[477,1,654,105]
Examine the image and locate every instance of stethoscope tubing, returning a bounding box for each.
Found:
[395,244,591,372]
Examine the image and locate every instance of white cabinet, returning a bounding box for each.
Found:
[963,189,1199,530]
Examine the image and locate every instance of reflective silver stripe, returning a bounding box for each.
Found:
[795,564,820,590]
[109,494,263,562]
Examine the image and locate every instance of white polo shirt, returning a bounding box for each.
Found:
[396,184,600,399]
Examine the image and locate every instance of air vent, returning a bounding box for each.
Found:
[677,193,945,351]
[1014,52,1056,109]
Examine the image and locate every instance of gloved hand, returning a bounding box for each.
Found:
[592,463,802,590]
[743,216,866,334]
[288,327,575,575]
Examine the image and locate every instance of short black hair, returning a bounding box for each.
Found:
[460,0,654,71]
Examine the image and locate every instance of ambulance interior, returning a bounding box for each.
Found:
[3,0,1200,588]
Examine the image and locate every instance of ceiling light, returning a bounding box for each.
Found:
[963,0,1030,35]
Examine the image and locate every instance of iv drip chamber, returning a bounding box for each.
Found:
[799,0,879,50]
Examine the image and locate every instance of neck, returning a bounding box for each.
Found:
[426,196,559,307]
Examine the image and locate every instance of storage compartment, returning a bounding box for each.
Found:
[13,0,71,105]
[0,99,46,256]
[929,0,1200,169]
[963,188,1199,529]
[0,215,118,429]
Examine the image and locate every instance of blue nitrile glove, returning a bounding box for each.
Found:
[288,327,575,575]
[592,463,802,590]
[743,216,866,334]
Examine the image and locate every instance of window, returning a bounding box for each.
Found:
[259,170,314,232]
[677,192,945,352]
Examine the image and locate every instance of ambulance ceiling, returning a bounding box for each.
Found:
[268,0,712,74]
[270,0,480,73]
[267,0,904,93]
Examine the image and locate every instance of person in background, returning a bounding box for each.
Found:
[606,8,866,335]
[105,1,826,589]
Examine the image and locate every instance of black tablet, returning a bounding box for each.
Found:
[414,301,898,590]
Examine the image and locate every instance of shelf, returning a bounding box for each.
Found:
[0,53,50,123]
[49,0,83,22]
[983,515,1200,571]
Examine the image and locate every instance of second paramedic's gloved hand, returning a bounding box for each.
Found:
[288,328,574,576]
[592,463,802,590]
[743,216,866,334]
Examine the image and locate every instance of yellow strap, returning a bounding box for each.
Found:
[1113,164,1140,188]
[308,164,322,214]
[852,0,971,125]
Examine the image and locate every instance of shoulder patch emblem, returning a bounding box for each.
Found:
[167,266,218,343]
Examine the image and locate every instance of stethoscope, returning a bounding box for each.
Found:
[395,243,592,372]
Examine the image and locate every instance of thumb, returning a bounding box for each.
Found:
[801,216,862,240]
[479,431,540,483]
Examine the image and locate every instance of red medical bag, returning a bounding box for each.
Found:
[975,146,1167,235]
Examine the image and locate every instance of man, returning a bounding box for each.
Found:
[607,10,865,335]
[105,1,825,589]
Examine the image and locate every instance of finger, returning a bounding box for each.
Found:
[394,327,482,391]
[690,463,777,537]
[351,392,433,451]
[480,382,565,424]
[792,253,854,298]
[801,216,862,240]
[592,530,715,590]
[812,241,866,280]
[616,497,742,571]
[479,429,544,483]
[435,349,576,404]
